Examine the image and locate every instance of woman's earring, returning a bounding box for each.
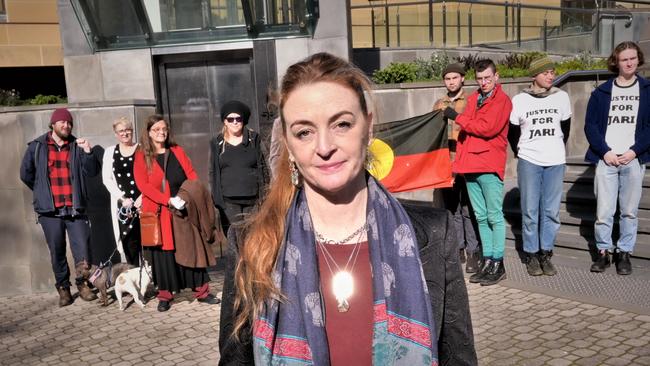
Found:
[290,160,301,187]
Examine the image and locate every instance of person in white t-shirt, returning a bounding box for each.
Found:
[509,57,571,277]
[585,41,650,275]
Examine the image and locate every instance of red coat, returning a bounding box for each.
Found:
[453,83,512,180]
[134,146,198,251]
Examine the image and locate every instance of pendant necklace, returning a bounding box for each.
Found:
[315,222,367,312]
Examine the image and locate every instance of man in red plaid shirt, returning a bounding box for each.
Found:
[20,108,100,307]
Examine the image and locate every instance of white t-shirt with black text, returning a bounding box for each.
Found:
[606,80,639,154]
[509,90,572,166]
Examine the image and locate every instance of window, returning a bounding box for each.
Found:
[71,0,319,51]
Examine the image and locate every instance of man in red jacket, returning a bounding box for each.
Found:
[443,59,513,286]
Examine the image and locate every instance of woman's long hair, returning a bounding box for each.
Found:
[232,52,374,336]
[138,115,177,172]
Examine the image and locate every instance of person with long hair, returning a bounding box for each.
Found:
[102,117,143,266]
[209,100,268,235]
[585,41,650,275]
[134,115,220,312]
[218,53,477,365]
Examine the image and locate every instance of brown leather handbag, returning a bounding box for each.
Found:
[140,151,169,247]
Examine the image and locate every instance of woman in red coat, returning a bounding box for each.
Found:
[134,115,220,311]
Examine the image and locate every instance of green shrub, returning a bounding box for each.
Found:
[496,66,529,79]
[27,94,67,105]
[372,62,419,84]
[500,51,547,70]
[0,89,22,106]
[412,52,450,81]
[370,51,608,84]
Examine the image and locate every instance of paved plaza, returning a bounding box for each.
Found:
[1,248,649,366]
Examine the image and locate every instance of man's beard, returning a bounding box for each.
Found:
[53,128,70,140]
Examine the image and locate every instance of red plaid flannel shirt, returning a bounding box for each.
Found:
[47,132,73,208]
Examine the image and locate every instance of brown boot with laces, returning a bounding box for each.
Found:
[56,285,73,307]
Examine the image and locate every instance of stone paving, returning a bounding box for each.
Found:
[1,265,650,365]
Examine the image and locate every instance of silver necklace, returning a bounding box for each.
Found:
[315,222,368,245]
[315,223,367,312]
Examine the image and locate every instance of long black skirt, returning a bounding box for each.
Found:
[145,247,210,293]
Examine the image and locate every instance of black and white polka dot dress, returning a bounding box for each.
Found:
[112,145,142,264]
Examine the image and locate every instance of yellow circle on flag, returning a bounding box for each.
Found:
[368,138,394,180]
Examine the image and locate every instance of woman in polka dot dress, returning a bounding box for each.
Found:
[102,117,143,266]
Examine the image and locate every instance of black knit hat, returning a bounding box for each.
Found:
[220,100,251,125]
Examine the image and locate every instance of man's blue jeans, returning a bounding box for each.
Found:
[594,159,645,253]
[39,214,91,288]
[517,159,565,254]
[465,173,505,259]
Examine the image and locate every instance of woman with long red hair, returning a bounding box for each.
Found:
[218,53,477,365]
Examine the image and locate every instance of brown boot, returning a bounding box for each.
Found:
[56,285,73,307]
[77,281,97,301]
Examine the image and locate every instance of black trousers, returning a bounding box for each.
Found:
[220,196,256,235]
[39,214,91,288]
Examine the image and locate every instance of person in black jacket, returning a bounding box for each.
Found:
[19,108,101,307]
[209,100,268,235]
[217,53,477,366]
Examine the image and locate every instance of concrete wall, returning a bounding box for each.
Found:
[372,78,597,202]
[1,102,154,296]
[0,0,62,67]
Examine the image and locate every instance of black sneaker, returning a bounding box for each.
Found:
[157,300,171,312]
[539,250,557,276]
[590,251,610,273]
[197,294,221,304]
[469,258,492,283]
[481,259,506,286]
[615,251,632,275]
[465,251,480,273]
[526,253,543,276]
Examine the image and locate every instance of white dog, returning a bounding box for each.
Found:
[114,262,152,311]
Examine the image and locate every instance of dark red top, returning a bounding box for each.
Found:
[316,241,373,366]
[46,132,72,208]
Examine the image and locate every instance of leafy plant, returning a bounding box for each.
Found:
[27,94,67,105]
[370,51,608,84]
[500,51,546,70]
[495,66,529,79]
[0,89,22,106]
[455,53,489,73]
[372,62,419,84]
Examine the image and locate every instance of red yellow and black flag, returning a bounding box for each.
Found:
[369,110,453,193]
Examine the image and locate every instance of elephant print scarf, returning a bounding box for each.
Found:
[253,176,438,365]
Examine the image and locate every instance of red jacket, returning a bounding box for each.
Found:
[452,84,512,180]
[134,146,198,251]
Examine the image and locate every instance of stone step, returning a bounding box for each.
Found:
[504,205,650,234]
[505,224,650,259]
[563,171,650,187]
[504,183,650,210]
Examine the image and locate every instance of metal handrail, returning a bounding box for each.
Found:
[351,0,639,51]
[350,0,647,14]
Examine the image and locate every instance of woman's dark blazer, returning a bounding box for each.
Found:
[218,203,478,366]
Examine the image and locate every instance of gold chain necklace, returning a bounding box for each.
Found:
[315,223,367,312]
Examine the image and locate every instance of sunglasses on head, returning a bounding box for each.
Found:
[226,117,243,123]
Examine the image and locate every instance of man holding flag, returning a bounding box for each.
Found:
[434,63,481,274]
[443,59,512,286]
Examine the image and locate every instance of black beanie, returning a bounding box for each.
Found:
[220,100,251,125]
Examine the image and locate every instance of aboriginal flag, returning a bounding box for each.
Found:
[369,110,453,193]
